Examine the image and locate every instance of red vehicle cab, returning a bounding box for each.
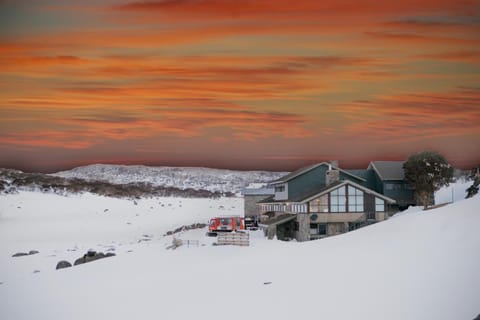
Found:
[207,216,244,236]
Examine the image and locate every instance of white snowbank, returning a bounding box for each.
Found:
[1,191,479,320]
[435,177,472,204]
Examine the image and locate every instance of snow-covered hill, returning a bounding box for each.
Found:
[52,164,287,194]
[435,176,473,204]
[0,191,479,320]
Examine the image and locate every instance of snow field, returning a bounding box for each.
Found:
[0,191,479,320]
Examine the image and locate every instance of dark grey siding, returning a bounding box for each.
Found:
[382,181,415,208]
[288,164,365,201]
[288,165,328,200]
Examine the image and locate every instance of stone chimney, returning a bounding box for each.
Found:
[326,163,340,186]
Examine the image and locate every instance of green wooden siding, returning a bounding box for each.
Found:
[288,164,365,200]
[288,165,328,200]
[382,181,414,207]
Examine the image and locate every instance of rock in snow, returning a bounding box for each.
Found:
[56,261,72,270]
[73,251,115,266]
[12,250,39,257]
[11,252,28,257]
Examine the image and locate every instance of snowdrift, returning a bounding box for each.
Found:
[0,191,479,320]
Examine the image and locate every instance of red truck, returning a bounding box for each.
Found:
[207,216,245,236]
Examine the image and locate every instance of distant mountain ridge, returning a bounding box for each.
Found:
[51,164,287,194]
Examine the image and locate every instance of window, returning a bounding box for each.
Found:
[309,194,328,213]
[275,185,285,192]
[220,218,231,226]
[310,223,318,235]
[310,223,327,235]
[318,224,327,235]
[330,186,346,212]
[375,197,385,212]
[385,183,402,191]
[347,185,364,212]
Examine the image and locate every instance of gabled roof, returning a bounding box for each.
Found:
[368,161,406,181]
[270,162,365,185]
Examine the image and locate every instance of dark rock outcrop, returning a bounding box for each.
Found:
[164,223,207,236]
[56,260,72,270]
[12,252,28,257]
[12,250,39,257]
[74,251,115,266]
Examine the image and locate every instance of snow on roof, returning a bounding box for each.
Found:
[369,161,406,181]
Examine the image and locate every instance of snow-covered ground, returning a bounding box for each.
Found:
[52,164,286,194]
[435,177,472,204]
[1,191,479,320]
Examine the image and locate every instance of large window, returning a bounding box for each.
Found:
[275,185,285,192]
[309,194,328,213]
[375,198,385,212]
[348,185,364,212]
[385,183,402,191]
[330,186,346,212]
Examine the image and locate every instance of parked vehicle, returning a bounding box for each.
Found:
[207,216,244,236]
[244,216,259,230]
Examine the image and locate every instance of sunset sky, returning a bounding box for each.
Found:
[1,0,479,172]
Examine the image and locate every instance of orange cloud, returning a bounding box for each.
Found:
[0,103,312,149]
[340,88,480,140]
[114,0,474,18]
[364,31,480,46]
[415,51,480,64]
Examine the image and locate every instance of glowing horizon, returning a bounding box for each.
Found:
[1,0,479,172]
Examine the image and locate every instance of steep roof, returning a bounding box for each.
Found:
[270,162,365,185]
[368,161,406,181]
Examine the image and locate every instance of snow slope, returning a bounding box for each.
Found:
[435,177,472,204]
[0,192,241,282]
[1,192,479,320]
[52,164,286,194]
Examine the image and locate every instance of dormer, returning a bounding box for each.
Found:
[273,183,288,201]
